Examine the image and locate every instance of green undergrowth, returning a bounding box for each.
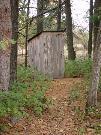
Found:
[0,66,51,132]
[68,79,101,134]
[64,58,101,90]
[65,59,92,78]
[66,59,101,134]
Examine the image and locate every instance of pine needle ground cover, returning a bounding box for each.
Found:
[1,60,101,134]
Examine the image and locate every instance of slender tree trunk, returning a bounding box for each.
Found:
[25,0,30,67]
[57,0,61,31]
[65,0,76,60]
[37,0,43,34]
[9,0,19,87]
[88,0,93,58]
[87,21,101,107]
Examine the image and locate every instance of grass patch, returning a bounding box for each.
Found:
[68,87,80,104]
[77,127,86,135]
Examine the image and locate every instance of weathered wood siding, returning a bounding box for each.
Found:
[0,0,11,90]
[28,32,64,78]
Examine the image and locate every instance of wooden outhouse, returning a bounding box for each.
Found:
[28,31,65,79]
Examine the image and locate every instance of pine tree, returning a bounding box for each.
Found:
[88,0,93,58]
[65,0,76,60]
[9,0,19,87]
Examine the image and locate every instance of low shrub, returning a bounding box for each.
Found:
[0,66,51,120]
[65,59,92,78]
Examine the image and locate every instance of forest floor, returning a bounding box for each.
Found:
[2,78,100,135]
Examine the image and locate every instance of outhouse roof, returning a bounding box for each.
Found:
[28,30,65,42]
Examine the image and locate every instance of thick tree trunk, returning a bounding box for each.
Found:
[93,0,100,51]
[57,0,61,31]
[37,0,43,34]
[25,0,30,67]
[65,0,76,60]
[87,21,101,107]
[0,0,12,90]
[88,0,93,58]
[9,0,19,87]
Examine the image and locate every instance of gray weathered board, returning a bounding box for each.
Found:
[28,31,65,79]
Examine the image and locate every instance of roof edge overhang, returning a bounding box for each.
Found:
[28,30,65,42]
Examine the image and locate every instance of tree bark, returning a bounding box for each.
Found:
[65,0,76,60]
[93,0,100,51]
[57,0,61,31]
[9,0,19,87]
[25,0,30,67]
[88,0,93,58]
[87,21,101,107]
[0,0,12,90]
[37,0,43,34]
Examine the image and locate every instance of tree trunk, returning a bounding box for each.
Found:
[0,0,12,90]
[65,0,76,60]
[88,0,93,58]
[93,0,100,51]
[57,0,61,31]
[9,0,19,87]
[37,0,43,34]
[25,0,30,67]
[87,21,101,107]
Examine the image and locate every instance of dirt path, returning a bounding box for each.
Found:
[3,78,95,135]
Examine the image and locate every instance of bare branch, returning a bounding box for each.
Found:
[19,1,65,31]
